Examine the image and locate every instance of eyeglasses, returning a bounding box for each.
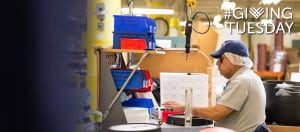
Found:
[219,56,225,63]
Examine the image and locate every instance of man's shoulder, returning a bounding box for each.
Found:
[231,69,260,85]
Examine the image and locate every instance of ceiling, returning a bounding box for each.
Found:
[121,0,300,33]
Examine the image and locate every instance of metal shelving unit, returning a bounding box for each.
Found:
[94,46,213,131]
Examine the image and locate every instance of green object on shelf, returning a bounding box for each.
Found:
[91,111,103,123]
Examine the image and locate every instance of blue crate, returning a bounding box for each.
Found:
[148,18,157,33]
[113,32,155,50]
[111,69,147,90]
[114,15,156,34]
[121,98,154,114]
[147,33,156,49]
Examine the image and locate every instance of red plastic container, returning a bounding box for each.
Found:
[161,111,184,122]
[120,38,147,50]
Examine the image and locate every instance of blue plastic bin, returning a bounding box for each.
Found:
[121,98,154,114]
[114,15,156,34]
[111,69,147,90]
[148,33,156,49]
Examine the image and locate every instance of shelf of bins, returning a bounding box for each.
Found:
[97,47,157,54]
[95,46,154,129]
[94,46,201,54]
[94,46,214,130]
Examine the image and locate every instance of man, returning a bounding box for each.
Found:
[163,40,269,132]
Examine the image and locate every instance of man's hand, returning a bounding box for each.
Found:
[162,101,185,112]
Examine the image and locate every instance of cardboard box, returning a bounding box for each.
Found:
[285,64,300,80]
[285,48,299,64]
[268,125,300,132]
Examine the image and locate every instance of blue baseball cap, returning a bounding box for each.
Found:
[210,40,249,58]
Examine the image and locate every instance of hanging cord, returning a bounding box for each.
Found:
[184,3,210,60]
[184,4,210,35]
[128,0,136,16]
[128,0,136,7]
[192,11,211,34]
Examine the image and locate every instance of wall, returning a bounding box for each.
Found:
[284,33,300,48]
[251,33,300,49]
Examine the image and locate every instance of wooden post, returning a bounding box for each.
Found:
[207,67,212,107]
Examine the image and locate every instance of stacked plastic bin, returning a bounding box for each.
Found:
[111,68,153,92]
[113,15,156,50]
[111,68,155,114]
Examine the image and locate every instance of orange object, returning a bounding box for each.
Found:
[255,71,284,80]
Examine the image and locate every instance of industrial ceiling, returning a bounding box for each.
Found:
[121,0,300,33]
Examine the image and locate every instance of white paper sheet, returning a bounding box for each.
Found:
[160,72,208,107]
[291,72,300,82]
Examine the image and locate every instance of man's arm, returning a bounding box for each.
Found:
[192,104,234,121]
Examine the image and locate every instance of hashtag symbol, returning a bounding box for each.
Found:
[224,10,232,20]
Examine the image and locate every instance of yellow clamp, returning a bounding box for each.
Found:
[186,0,196,9]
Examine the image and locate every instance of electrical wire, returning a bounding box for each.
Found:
[184,4,210,34]
[128,0,136,7]
[192,11,210,34]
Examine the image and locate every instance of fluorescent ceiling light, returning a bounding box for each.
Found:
[273,0,281,4]
[121,8,174,15]
[221,0,236,10]
[179,21,211,27]
[213,15,224,28]
[262,0,273,5]
[260,19,273,25]
[179,21,186,26]
[214,15,222,22]
[261,0,281,5]
[202,21,210,26]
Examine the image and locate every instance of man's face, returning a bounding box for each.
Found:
[216,54,235,79]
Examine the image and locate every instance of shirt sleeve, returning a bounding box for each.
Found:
[217,79,249,111]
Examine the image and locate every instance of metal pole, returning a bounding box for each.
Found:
[128,0,134,16]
